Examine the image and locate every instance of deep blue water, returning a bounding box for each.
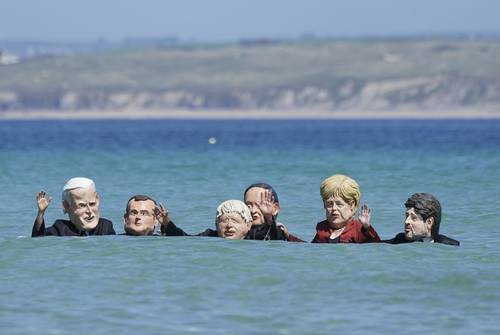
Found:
[0,119,499,334]
[2,119,500,151]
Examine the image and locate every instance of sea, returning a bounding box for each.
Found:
[0,119,499,334]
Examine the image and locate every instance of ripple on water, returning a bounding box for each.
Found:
[2,120,500,333]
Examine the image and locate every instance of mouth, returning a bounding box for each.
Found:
[252,215,260,221]
[84,216,95,223]
[224,230,235,236]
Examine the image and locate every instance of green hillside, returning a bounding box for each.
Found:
[1,39,500,110]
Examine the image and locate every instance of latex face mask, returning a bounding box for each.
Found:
[404,207,432,241]
[217,213,252,239]
[65,188,100,231]
[124,199,157,236]
[244,187,279,226]
[323,195,356,230]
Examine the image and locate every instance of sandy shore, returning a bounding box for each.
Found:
[1,108,500,120]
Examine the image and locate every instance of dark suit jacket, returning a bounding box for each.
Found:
[32,218,115,237]
[383,232,460,246]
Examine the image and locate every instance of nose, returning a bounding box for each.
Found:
[84,204,92,213]
[329,204,338,212]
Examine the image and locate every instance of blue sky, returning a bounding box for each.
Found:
[1,0,500,41]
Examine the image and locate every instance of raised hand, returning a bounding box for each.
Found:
[36,191,52,213]
[155,203,170,226]
[358,203,372,229]
[35,191,52,231]
[255,189,275,222]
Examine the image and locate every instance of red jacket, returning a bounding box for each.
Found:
[311,218,381,243]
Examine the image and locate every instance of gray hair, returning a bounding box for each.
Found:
[215,200,252,225]
[61,177,96,205]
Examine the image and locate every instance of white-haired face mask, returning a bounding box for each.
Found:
[64,188,100,231]
[216,213,252,239]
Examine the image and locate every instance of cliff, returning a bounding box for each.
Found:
[1,39,500,113]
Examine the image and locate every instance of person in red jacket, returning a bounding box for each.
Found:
[312,174,380,243]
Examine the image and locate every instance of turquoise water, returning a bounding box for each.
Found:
[1,120,499,334]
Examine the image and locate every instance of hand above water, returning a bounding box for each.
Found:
[255,189,275,224]
[35,191,52,230]
[358,203,371,229]
[155,203,171,226]
[37,191,52,213]
[276,222,290,239]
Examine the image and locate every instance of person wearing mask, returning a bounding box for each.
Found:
[312,174,380,243]
[159,199,253,240]
[384,193,459,246]
[32,177,115,237]
[243,183,304,242]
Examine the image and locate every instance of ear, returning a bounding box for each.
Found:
[62,200,70,214]
[349,201,356,212]
[95,193,100,206]
[425,217,434,234]
[272,202,281,216]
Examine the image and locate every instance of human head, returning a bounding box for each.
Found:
[215,200,253,239]
[123,195,158,236]
[61,177,100,231]
[404,193,441,241]
[244,183,280,226]
[320,174,360,229]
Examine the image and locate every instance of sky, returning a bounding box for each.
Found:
[1,0,500,42]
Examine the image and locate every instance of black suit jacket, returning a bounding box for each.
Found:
[384,232,459,246]
[32,218,115,237]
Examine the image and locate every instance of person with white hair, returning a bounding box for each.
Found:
[32,177,115,237]
[159,199,253,239]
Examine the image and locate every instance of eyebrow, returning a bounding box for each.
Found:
[76,199,96,203]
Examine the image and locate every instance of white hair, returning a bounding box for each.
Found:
[215,200,252,225]
[61,177,96,204]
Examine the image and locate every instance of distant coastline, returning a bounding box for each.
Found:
[2,39,500,116]
[2,108,500,120]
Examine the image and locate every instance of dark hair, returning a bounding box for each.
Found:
[404,193,441,239]
[244,183,279,204]
[125,194,158,215]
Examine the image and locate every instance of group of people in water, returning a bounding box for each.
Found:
[32,175,459,245]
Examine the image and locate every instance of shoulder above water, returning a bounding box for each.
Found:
[384,232,459,246]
